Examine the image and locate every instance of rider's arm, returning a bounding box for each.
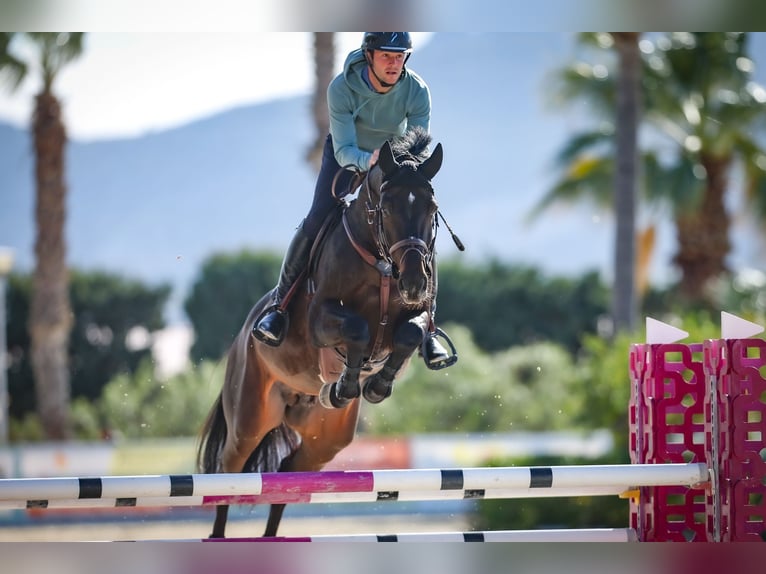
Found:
[328,83,373,172]
[405,78,431,133]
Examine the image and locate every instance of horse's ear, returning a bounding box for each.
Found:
[420,143,443,181]
[377,140,398,176]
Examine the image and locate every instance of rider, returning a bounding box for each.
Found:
[253,32,453,368]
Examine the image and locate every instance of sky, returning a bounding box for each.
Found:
[0,32,432,141]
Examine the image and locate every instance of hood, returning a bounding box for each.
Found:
[341,48,372,96]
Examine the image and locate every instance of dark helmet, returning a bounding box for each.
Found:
[362,32,412,53]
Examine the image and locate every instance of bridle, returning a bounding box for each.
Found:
[347,168,436,281]
[341,167,437,359]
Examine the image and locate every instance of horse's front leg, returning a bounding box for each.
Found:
[311,299,370,409]
[362,312,428,404]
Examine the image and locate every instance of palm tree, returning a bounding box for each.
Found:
[530,33,643,332]
[611,32,641,332]
[648,33,766,300]
[533,32,766,306]
[1,33,84,439]
[306,33,335,172]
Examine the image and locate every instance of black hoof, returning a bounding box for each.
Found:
[362,378,393,404]
[319,382,357,408]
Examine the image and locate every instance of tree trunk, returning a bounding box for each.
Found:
[306,33,335,172]
[29,90,72,439]
[673,154,731,303]
[611,32,641,333]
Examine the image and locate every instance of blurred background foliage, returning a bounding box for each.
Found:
[3,251,763,529]
[5,253,760,444]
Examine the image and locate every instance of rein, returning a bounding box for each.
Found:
[342,212,392,360]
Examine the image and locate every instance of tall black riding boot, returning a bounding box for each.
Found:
[253,224,313,346]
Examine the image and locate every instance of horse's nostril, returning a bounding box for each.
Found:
[398,275,428,303]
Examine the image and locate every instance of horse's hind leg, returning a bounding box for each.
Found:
[263,396,362,536]
[261,447,299,537]
[363,312,428,403]
[211,372,288,538]
[211,506,230,538]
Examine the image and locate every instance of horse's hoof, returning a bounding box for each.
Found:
[362,379,393,404]
[319,382,351,409]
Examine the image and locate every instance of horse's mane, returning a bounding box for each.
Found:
[390,126,432,165]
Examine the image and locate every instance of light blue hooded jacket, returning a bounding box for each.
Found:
[328,48,431,172]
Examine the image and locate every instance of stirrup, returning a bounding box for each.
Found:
[252,305,289,347]
[422,327,458,371]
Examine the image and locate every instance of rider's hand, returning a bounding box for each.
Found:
[369,148,380,166]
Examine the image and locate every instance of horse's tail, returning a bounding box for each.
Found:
[243,423,301,474]
[196,393,300,475]
[197,392,226,474]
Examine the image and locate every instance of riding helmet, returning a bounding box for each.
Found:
[362,32,413,53]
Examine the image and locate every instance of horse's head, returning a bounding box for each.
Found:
[368,129,443,306]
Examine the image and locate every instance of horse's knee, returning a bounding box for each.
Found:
[341,315,369,347]
[395,319,426,350]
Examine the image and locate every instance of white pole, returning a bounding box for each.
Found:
[0,463,708,502]
[140,528,639,543]
[0,484,635,510]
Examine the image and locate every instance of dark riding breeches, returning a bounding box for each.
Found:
[302,134,356,240]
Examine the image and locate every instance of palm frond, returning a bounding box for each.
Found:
[553,130,614,166]
[26,32,85,90]
[0,32,27,91]
[527,154,614,222]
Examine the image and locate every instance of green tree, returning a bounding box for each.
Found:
[6,270,170,422]
[1,32,85,439]
[184,250,281,361]
[68,271,170,401]
[436,259,609,353]
[650,33,766,301]
[362,325,585,435]
[535,32,766,307]
[184,251,610,360]
[71,359,222,440]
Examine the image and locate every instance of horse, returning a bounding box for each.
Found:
[197,127,453,538]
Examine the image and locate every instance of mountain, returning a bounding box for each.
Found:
[2,33,765,323]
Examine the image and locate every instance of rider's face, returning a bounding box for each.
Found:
[369,50,406,90]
